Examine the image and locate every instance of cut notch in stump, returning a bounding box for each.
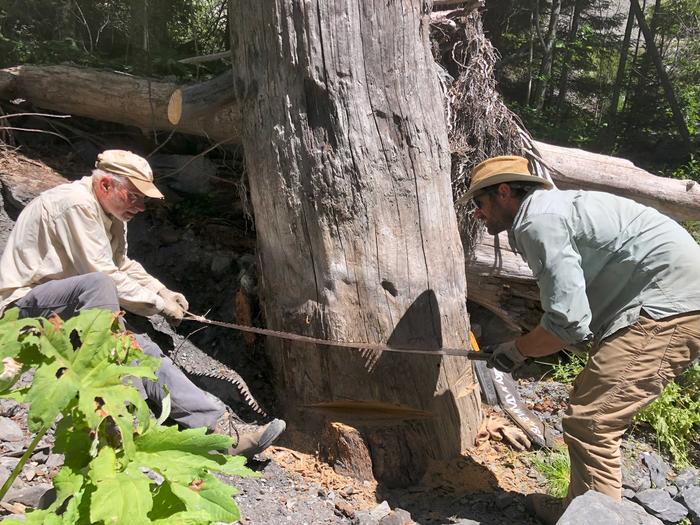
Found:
[319,422,375,482]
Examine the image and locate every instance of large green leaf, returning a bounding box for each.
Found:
[53,414,93,470]
[88,447,153,525]
[148,479,187,519]
[20,310,158,432]
[150,510,213,524]
[0,309,41,363]
[25,352,81,431]
[136,425,232,455]
[47,467,84,515]
[169,472,240,523]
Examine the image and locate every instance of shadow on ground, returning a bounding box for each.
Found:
[377,456,541,525]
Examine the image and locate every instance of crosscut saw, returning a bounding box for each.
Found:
[183,311,490,360]
[180,312,555,447]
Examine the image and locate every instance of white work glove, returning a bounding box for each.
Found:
[158,288,189,325]
[483,340,527,374]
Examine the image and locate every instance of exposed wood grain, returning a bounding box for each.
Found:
[167,72,236,125]
[0,65,240,141]
[229,0,482,486]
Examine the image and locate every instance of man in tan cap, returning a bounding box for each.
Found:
[461,155,700,523]
[0,150,285,458]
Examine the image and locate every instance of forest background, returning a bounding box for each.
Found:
[0,0,698,202]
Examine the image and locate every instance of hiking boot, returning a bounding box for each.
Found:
[215,411,286,458]
[525,493,566,525]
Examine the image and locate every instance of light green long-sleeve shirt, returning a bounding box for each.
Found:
[508,189,700,344]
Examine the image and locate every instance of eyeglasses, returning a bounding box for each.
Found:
[473,189,496,210]
[123,187,146,205]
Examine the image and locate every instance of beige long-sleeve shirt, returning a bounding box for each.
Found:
[0,176,166,316]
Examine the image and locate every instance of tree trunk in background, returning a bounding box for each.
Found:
[554,0,583,119]
[608,5,635,125]
[228,0,482,487]
[533,0,562,110]
[629,0,691,150]
[525,9,535,106]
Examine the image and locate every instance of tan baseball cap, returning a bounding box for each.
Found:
[457,155,552,204]
[95,150,164,199]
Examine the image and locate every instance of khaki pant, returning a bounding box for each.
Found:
[563,311,700,501]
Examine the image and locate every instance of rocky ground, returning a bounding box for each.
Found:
[1,145,699,524]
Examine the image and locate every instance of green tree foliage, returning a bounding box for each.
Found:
[0,308,254,524]
[0,0,229,77]
[485,0,699,171]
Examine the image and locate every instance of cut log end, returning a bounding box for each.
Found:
[167,89,183,125]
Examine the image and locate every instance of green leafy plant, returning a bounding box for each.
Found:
[634,363,700,467]
[530,447,570,498]
[542,350,588,384]
[0,308,254,524]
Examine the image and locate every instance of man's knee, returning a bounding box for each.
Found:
[78,273,119,311]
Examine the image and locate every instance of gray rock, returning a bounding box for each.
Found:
[0,456,20,470]
[675,467,699,490]
[210,252,234,277]
[369,501,392,521]
[0,417,23,442]
[0,399,20,417]
[379,508,413,525]
[30,449,48,464]
[353,512,380,525]
[2,483,53,508]
[634,488,688,523]
[451,520,481,525]
[45,453,64,469]
[557,491,663,525]
[666,484,679,497]
[680,485,700,525]
[622,488,636,500]
[642,452,671,488]
[622,460,652,492]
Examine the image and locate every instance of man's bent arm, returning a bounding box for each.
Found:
[51,204,163,316]
[516,325,566,358]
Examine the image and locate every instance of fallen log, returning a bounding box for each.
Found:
[467,233,540,333]
[0,65,241,142]
[167,72,236,126]
[2,65,696,222]
[536,141,700,223]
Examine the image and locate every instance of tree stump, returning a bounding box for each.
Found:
[229,0,482,486]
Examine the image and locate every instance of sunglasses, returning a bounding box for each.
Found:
[473,189,497,210]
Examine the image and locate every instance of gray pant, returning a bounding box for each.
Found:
[15,273,225,430]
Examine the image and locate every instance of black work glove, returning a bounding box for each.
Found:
[482,341,527,374]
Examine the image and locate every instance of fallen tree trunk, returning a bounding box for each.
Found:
[467,233,540,333]
[0,65,241,141]
[167,72,235,126]
[535,141,700,222]
[3,65,697,222]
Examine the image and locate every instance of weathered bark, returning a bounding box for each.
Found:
[319,422,375,482]
[0,65,241,141]
[228,0,482,487]
[467,233,541,332]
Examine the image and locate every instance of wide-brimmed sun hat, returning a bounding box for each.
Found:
[457,155,553,204]
[95,150,164,199]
